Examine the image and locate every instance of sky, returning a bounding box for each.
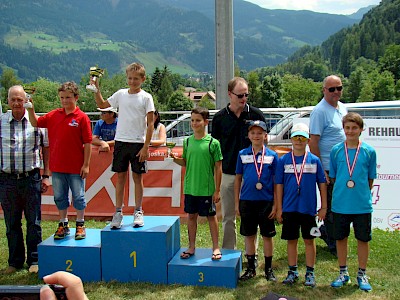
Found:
[245,0,382,15]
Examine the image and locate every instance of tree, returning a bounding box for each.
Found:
[281,74,321,108]
[247,71,261,106]
[167,91,193,111]
[259,74,284,108]
[158,76,174,105]
[30,78,59,113]
[379,44,400,81]
[1,67,22,110]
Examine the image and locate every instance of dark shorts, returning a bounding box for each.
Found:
[112,141,147,174]
[184,194,216,217]
[281,212,317,240]
[239,200,276,237]
[333,212,372,242]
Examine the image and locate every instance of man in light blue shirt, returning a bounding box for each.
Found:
[309,75,347,256]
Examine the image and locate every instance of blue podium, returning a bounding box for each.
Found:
[101,216,180,284]
[168,248,242,288]
[38,228,102,281]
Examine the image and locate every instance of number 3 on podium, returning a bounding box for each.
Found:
[130,251,137,268]
[198,272,204,282]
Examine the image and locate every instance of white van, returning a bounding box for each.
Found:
[267,100,400,146]
[165,108,294,146]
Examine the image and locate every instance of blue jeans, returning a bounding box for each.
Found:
[52,172,86,211]
[0,169,42,268]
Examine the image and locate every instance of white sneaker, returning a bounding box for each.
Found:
[133,210,144,227]
[110,212,123,229]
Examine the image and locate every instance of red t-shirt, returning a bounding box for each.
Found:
[37,107,92,174]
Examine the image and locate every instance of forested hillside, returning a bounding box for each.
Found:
[0,0,359,82]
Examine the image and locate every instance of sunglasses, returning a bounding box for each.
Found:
[326,86,343,93]
[291,136,308,142]
[101,111,112,114]
[231,92,250,99]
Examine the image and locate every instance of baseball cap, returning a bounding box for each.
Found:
[290,123,309,138]
[248,120,267,132]
[97,107,118,114]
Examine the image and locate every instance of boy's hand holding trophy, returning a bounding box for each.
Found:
[86,66,104,93]
[23,86,36,109]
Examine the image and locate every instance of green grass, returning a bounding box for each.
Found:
[0,218,399,299]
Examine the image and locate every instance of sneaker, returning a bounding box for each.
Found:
[331,273,351,288]
[28,265,39,274]
[304,272,316,287]
[282,271,299,285]
[357,274,372,291]
[265,268,277,282]
[133,210,144,227]
[63,223,70,236]
[240,268,256,281]
[75,225,86,240]
[110,212,123,229]
[54,222,68,239]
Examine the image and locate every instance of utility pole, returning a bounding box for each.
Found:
[215,0,234,109]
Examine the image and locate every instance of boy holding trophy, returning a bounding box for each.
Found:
[92,62,155,229]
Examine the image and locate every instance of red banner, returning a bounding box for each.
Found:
[1,146,289,220]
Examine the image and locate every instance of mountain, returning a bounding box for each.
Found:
[347,5,377,20]
[0,0,361,82]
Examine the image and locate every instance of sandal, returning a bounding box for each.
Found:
[212,252,222,260]
[180,251,195,259]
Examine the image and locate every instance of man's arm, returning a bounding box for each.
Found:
[41,146,51,193]
[92,135,113,152]
[80,143,91,179]
[309,134,321,158]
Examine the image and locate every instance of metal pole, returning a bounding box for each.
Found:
[215,0,234,109]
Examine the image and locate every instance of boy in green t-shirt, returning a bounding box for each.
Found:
[171,107,223,260]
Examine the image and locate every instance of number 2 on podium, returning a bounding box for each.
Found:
[130,251,137,268]
[66,260,73,272]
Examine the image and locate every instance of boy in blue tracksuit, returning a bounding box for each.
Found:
[234,120,278,282]
[276,123,327,287]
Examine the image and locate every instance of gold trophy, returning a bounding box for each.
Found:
[23,86,36,108]
[86,66,104,93]
[165,141,176,160]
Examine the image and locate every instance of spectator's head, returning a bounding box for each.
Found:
[342,112,364,139]
[322,75,343,106]
[7,85,26,118]
[228,77,249,110]
[58,82,79,111]
[97,107,118,121]
[125,63,146,92]
[154,110,161,128]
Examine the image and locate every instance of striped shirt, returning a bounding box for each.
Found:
[0,110,48,174]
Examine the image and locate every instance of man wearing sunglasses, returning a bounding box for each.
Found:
[309,75,348,257]
[212,77,266,250]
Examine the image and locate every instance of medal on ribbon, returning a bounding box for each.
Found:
[291,151,308,195]
[252,145,265,191]
[344,141,361,189]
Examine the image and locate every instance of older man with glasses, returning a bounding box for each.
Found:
[212,77,266,251]
[309,75,348,257]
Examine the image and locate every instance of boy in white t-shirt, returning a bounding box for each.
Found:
[93,62,155,228]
